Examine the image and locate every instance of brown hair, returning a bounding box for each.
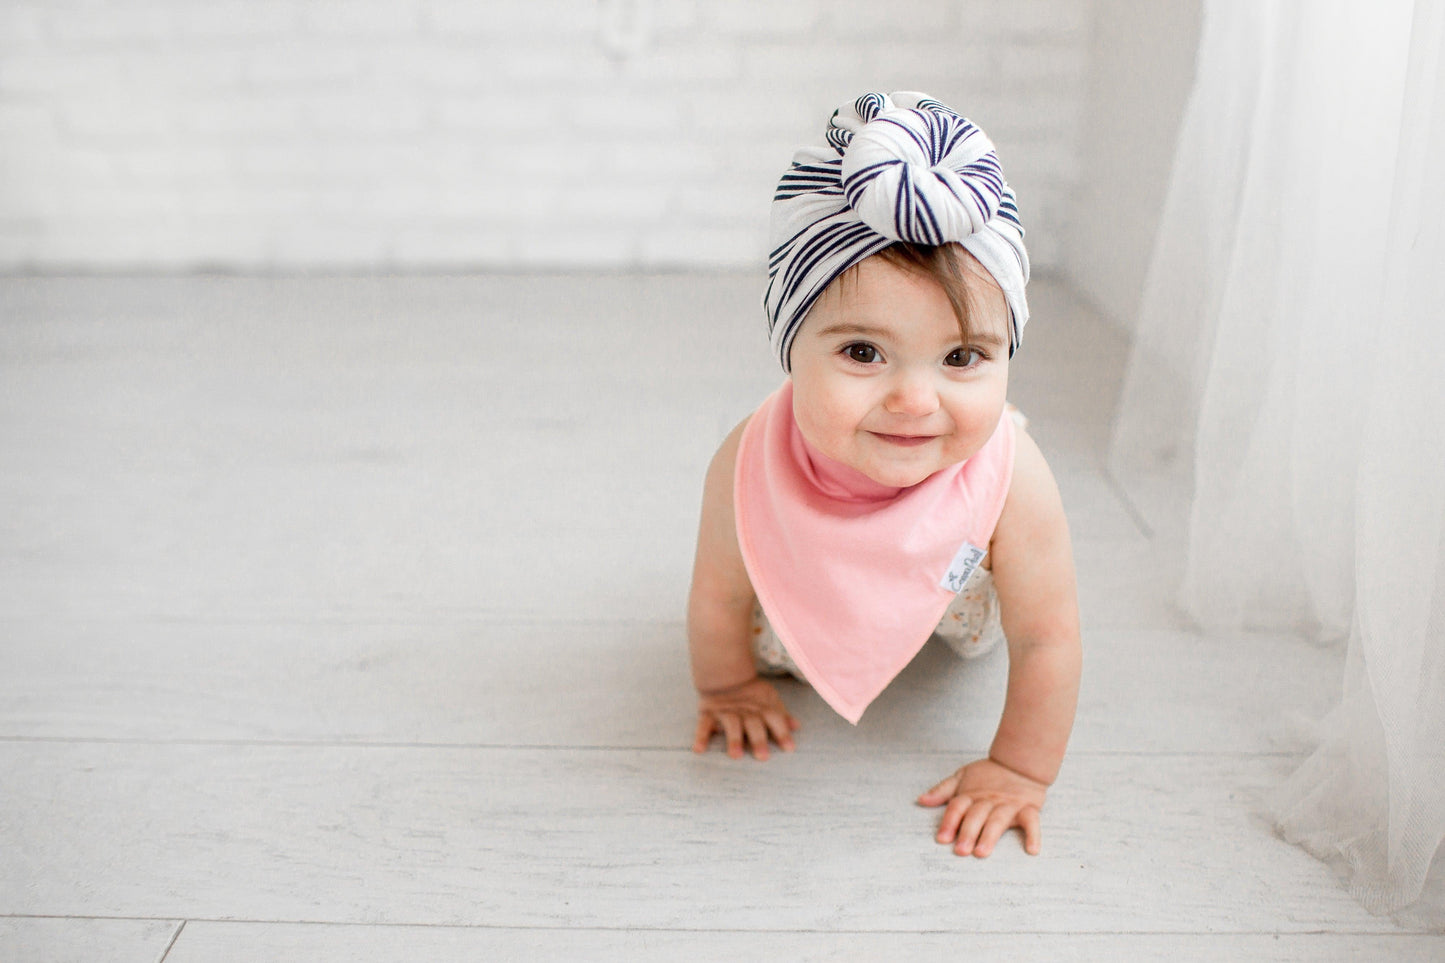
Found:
[836,241,991,346]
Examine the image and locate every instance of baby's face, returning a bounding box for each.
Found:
[788,250,1011,488]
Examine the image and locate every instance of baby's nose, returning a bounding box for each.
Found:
[884,371,941,416]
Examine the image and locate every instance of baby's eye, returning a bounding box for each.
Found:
[946,347,986,368]
[843,343,880,364]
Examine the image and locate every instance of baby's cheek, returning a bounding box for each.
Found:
[794,393,854,449]
[950,396,1009,454]
[964,405,1003,437]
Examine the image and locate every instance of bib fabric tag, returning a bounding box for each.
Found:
[941,541,986,593]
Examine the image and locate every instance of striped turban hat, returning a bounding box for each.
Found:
[763,91,1030,374]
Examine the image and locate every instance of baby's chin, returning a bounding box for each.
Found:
[847,447,944,487]
[858,462,938,488]
[853,438,989,488]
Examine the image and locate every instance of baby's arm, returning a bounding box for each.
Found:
[686,416,799,760]
[918,427,1082,856]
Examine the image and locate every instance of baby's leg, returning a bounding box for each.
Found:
[935,567,1006,659]
[750,599,805,679]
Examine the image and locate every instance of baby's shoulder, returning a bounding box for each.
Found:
[1008,425,1049,484]
[994,427,1068,547]
[700,413,755,510]
[710,413,754,472]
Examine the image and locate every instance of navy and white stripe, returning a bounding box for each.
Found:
[763,91,1031,373]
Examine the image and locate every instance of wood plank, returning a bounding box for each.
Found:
[0,456,1141,625]
[0,415,1138,627]
[165,922,1445,963]
[0,275,1139,626]
[0,744,1404,934]
[0,621,1338,755]
[0,917,180,963]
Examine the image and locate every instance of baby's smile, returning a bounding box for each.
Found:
[869,431,938,447]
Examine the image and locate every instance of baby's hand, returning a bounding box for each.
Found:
[692,676,800,761]
[917,757,1047,857]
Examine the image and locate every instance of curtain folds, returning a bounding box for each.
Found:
[1109,0,1445,922]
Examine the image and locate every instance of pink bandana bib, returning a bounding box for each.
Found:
[733,379,1015,723]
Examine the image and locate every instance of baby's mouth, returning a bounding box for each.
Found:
[871,432,936,447]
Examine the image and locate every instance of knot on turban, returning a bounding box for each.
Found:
[837,96,1003,245]
[764,91,1030,374]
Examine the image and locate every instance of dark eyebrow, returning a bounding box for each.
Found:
[815,321,1007,349]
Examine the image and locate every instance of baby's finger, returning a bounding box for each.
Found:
[742,715,771,761]
[1020,806,1042,855]
[955,802,995,856]
[935,794,972,843]
[763,711,796,752]
[692,715,716,753]
[973,805,1019,858]
[918,772,960,807]
[718,713,745,759]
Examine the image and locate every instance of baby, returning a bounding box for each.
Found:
[686,92,1081,859]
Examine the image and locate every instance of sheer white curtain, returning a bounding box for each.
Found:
[1110,0,1445,923]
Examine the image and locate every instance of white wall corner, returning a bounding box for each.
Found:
[1061,0,1202,335]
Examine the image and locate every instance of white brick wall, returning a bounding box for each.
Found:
[0,0,1092,271]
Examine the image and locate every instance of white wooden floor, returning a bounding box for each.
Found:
[1,273,1441,962]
